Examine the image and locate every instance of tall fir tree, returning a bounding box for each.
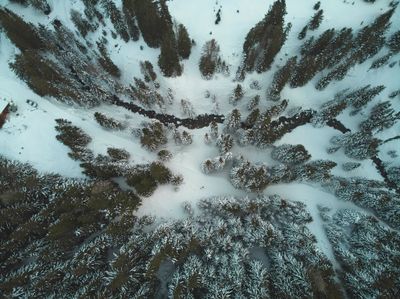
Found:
[267,56,297,101]
[239,0,288,77]
[177,24,191,59]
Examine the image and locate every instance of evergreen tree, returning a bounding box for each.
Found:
[308,9,323,30]
[240,0,288,75]
[122,0,140,41]
[346,84,385,109]
[224,109,241,133]
[330,131,380,160]
[351,8,395,64]
[199,39,220,79]
[158,29,182,77]
[177,24,191,59]
[267,56,297,101]
[271,144,311,165]
[133,0,164,48]
[315,62,350,90]
[71,9,96,37]
[216,134,234,154]
[0,8,45,51]
[181,99,195,118]
[387,30,400,53]
[101,0,130,42]
[210,121,219,139]
[298,25,308,40]
[94,112,124,130]
[360,101,400,133]
[369,53,393,69]
[26,0,51,14]
[181,130,193,145]
[140,60,157,82]
[230,84,244,105]
[247,95,260,110]
[230,160,270,192]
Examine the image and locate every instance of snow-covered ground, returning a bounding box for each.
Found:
[0,0,399,242]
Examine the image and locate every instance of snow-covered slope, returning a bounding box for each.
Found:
[1,0,400,297]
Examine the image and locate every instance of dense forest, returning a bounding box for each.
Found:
[1,0,400,297]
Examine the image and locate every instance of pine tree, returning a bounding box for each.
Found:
[181,130,193,145]
[308,9,323,31]
[316,62,350,90]
[101,0,130,42]
[181,99,195,118]
[0,8,45,51]
[216,134,234,154]
[298,25,308,40]
[177,24,191,59]
[267,56,297,101]
[290,29,336,87]
[224,109,241,133]
[71,10,96,37]
[360,101,400,133]
[201,159,217,174]
[210,121,219,139]
[240,0,288,75]
[351,8,395,64]
[140,61,157,82]
[133,0,164,48]
[122,0,140,41]
[369,53,393,69]
[346,85,385,109]
[199,39,220,79]
[330,132,380,160]
[230,84,244,105]
[271,144,311,165]
[158,29,182,77]
[387,30,400,53]
[230,160,270,192]
[247,95,260,110]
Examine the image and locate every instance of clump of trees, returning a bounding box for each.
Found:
[126,162,175,196]
[329,131,380,160]
[140,60,157,83]
[71,9,97,37]
[97,39,121,77]
[107,147,130,161]
[291,7,395,89]
[131,0,164,48]
[271,144,311,165]
[11,50,77,100]
[124,0,190,77]
[131,78,164,108]
[55,119,93,161]
[138,121,167,151]
[360,101,400,133]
